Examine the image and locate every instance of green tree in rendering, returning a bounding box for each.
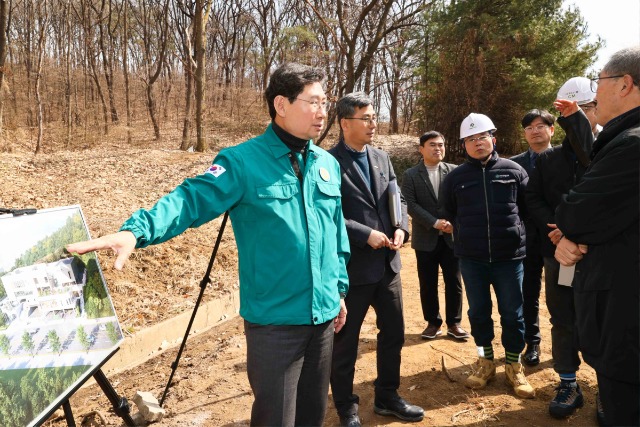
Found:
[0,334,10,356]
[77,326,90,352]
[46,330,61,355]
[106,322,120,344]
[21,331,35,356]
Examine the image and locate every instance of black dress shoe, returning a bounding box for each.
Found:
[374,396,424,422]
[523,343,541,366]
[338,413,361,427]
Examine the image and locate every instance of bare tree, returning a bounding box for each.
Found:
[0,0,10,139]
[33,0,50,154]
[130,0,170,140]
[305,0,429,142]
[123,0,131,143]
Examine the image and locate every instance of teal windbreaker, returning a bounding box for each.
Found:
[120,124,350,325]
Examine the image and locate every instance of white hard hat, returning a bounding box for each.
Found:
[557,77,595,105]
[460,113,497,139]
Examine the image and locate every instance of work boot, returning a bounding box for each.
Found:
[505,362,535,398]
[549,381,584,419]
[465,357,495,389]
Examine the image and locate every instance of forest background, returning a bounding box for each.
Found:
[0,0,608,162]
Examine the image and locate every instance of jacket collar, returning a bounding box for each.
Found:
[266,123,315,159]
[466,150,498,167]
[592,106,640,158]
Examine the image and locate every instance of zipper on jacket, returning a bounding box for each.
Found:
[482,166,492,262]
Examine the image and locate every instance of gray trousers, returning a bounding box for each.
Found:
[244,319,334,427]
[544,257,581,374]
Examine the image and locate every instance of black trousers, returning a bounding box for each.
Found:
[597,372,640,426]
[245,320,334,427]
[522,244,544,345]
[330,268,405,417]
[543,257,581,374]
[415,237,462,327]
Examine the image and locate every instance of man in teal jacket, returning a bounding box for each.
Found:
[67,63,350,427]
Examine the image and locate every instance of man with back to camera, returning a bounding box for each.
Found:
[401,131,468,341]
[554,46,640,426]
[441,113,535,399]
[526,77,598,420]
[509,109,554,367]
[328,92,424,427]
[66,63,350,427]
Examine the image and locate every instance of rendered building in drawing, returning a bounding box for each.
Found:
[0,257,86,323]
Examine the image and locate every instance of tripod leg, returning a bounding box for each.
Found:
[93,369,136,426]
[160,211,229,406]
[62,400,77,427]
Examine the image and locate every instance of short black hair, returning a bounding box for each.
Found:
[336,92,373,129]
[264,63,326,120]
[521,109,556,128]
[419,131,445,146]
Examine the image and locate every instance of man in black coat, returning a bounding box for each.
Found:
[555,46,640,426]
[402,131,467,341]
[510,109,555,367]
[527,78,597,420]
[328,92,423,427]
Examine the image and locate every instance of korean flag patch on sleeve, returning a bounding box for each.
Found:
[205,164,226,177]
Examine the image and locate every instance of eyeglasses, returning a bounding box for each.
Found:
[463,135,491,143]
[590,75,625,92]
[295,97,330,111]
[524,124,549,133]
[343,116,377,126]
[580,103,596,112]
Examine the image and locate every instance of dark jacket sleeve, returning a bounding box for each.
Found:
[441,171,456,223]
[556,135,639,245]
[526,158,555,232]
[516,167,529,220]
[557,110,594,167]
[389,154,410,242]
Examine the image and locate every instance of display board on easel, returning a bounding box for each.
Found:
[0,205,124,427]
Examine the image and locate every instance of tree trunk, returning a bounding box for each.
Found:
[146,83,160,140]
[0,0,8,139]
[65,0,72,147]
[194,0,206,152]
[123,0,131,144]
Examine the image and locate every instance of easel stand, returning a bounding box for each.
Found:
[0,207,133,426]
[160,211,229,406]
[58,368,135,426]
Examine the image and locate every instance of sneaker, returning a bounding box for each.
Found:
[549,381,584,419]
[421,323,442,339]
[447,324,470,340]
[504,362,535,398]
[596,391,605,426]
[465,357,496,389]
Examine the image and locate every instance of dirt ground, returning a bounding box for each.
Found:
[1,139,598,426]
[41,246,599,427]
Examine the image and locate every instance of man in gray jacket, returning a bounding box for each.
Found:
[402,131,468,341]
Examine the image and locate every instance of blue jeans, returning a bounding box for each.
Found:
[459,258,525,354]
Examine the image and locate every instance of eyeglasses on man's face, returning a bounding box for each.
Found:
[464,134,492,144]
[343,115,377,126]
[590,75,625,92]
[524,124,550,133]
[295,97,330,111]
[580,103,596,112]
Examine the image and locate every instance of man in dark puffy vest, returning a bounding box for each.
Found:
[441,113,534,399]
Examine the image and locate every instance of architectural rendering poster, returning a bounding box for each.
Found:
[0,205,124,427]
